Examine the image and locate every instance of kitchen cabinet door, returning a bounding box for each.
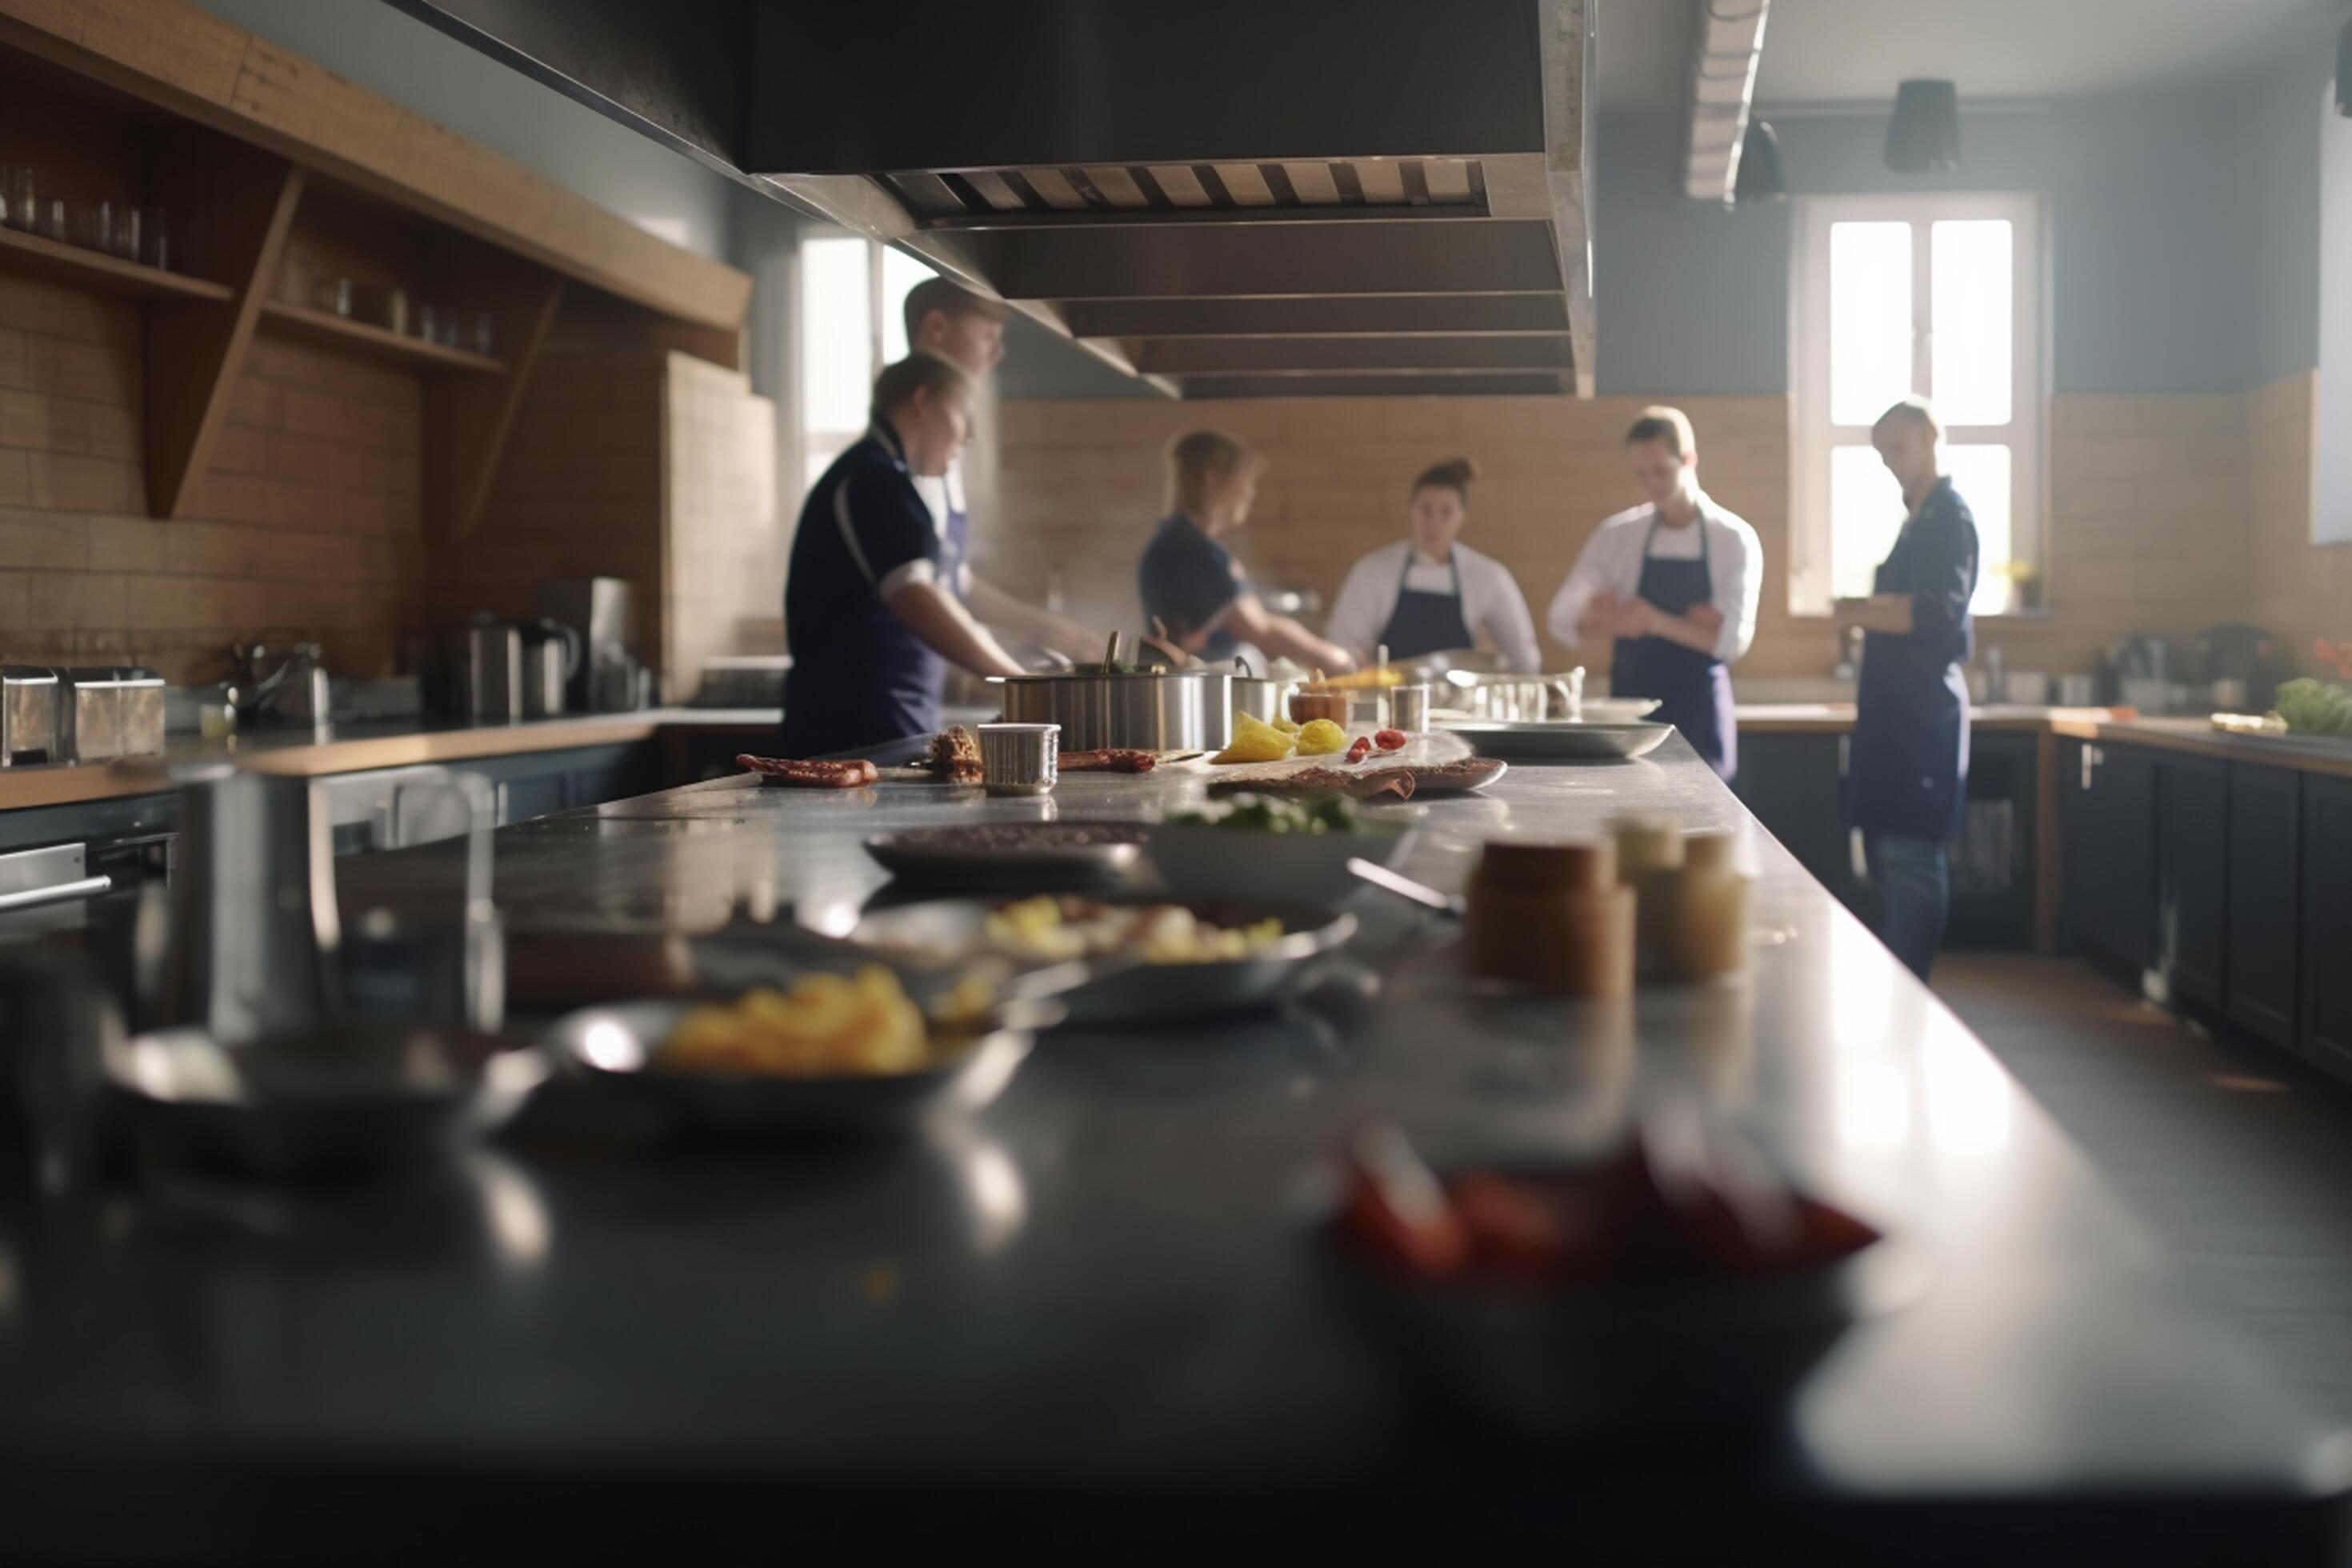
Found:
[2154,754,2227,1010]
[2226,763,2300,1050]
[2060,742,2157,973]
[1733,733,1857,906]
[2302,775,2352,1082]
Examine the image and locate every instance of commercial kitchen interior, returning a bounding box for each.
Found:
[6,0,2352,1558]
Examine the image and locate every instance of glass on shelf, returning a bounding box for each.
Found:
[70,201,116,256]
[110,205,140,263]
[322,277,353,318]
[138,206,168,271]
[416,302,438,343]
[7,169,31,234]
[39,198,66,244]
[472,309,494,357]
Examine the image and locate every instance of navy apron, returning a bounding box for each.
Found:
[1610,514,1737,781]
[1846,524,1969,842]
[1377,550,1475,663]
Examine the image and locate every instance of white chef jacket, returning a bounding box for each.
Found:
[1325,539,1542,672]
[1545,492,1762,664]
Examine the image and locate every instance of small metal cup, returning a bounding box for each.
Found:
[1390,683,1431,733]
[978,722,1060,796]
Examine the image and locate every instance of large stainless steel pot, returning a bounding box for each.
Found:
[990,670,1233,751]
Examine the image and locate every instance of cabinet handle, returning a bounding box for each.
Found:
[2080,746,2094,790]
[0,874,112,913]
[1837,734,1850,776]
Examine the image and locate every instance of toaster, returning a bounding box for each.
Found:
[1,666,60,765]
[60,667,166,763]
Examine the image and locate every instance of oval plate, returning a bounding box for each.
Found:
[1440,720,1675,762]
[863,823,1146,886]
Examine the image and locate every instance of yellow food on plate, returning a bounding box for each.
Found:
[659,966,929,1077]
[983,895,1287,966]
[1270,713,1302,736]
[1211,710,1294,764]
[1294,718,1348,755]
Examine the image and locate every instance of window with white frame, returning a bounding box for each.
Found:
[1789,194,2045,617]
[795,232,936,494]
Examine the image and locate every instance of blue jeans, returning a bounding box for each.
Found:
[1871,834,1950,982]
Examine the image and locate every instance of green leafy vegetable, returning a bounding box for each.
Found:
[2274,678,2352,738]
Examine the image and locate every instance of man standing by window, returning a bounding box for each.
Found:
[1836,398,1979,982]
[899,278,1104,664]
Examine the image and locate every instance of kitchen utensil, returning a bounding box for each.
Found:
[1344,856,1463,918]
[1390,683,1431,733]
[1228,656,1287,726]
[1441,719,1675,762]
[1289,689,1350,727]
[1445,669,1583,722]
[1144,820,1418,907]
[158,764,342,1046]
[339,774,504,1034]
[105,1021,547,1182]
[862,824,1145,886]
[991,668,1233,752]
[522,618,582,718]
[59,668,164,762]
[545,994,1051,1138]
[842,896,1356,1026]
[1,666,60,765]
[462,616,525,722]
[540,578,639,710]
[977,722,1059,796]
[229,638,329,726]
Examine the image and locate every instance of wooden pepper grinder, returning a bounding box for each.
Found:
[1465,839,1636,998]
[1610,815,1685,976]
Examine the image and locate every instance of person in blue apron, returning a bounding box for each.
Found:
[1325,457,1542,671]
[1138,429,1357,672]
[1546,407,1763,780]
[901,278,1104,665]
[778,354,1027,758]
[1837,398,1980,982]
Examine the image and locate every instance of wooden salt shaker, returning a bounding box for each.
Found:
[1610,815,1685,972]
[1465,840,1636,998]
[1663,830,1751,979]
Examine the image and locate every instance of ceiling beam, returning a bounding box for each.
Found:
[1128,335,1574,375]
[1682,0,1772,206]
[1174,371,1570,399]
[1053,294,1571,339]
[963,219,1565,302]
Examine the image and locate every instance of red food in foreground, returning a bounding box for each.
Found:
[1058,748,1158,773]
[1374,728,1407,751]
[1345,735,1374,765]
[738,754,878,788]
[1338,1122,1470,1279]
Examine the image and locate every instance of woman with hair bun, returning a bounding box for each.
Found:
[1324,456,1542,671]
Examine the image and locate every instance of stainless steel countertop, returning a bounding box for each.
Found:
[0,734,2340,1558]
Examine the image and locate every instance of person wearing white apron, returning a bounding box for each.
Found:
[1326,457,1541,671]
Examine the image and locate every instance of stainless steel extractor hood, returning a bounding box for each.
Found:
[389,0,1597,398]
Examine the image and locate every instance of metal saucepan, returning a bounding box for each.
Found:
[990,669,1234,751]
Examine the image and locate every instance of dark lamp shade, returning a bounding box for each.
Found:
[1886,78,1961,173]
[1735,119,1786,205]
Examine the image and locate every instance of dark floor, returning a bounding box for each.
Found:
[1936,954,2352,1431]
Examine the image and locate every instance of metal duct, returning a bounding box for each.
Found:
[1682,0,1772,207]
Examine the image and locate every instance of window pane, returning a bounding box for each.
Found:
[799,235,873,438]
[879,246,936,363]
[1830,222,1914,426]
[1945,444,2014,615]
[1830,444,1906,602]
[1930,220,2013,425]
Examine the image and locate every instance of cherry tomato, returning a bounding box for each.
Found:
[1374,728,1407,750]
[1345,735,1373,765]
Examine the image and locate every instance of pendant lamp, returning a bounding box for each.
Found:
[1735,118,1786,204]
[1886,78,1960,173]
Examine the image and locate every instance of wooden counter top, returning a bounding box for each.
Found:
[0,709,780,814]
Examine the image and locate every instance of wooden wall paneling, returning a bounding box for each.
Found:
[661,351,778,700]
[543,287,746,373]
[141,142,302,518]
[425,235,566,540]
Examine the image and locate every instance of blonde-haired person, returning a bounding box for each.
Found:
[1546,405,1762,780]
[778,354,1028,757]
[1137,429,1355,672]
[1325,458,1540,671]
[1834,396,1980,982]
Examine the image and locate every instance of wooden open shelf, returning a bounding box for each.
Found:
[0,222,231,301]
[257,298,504,374]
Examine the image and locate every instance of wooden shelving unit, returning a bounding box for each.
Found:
[0,223,231,300]
[256,298,505,374]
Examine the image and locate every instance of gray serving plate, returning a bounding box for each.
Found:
[1441,718,1676,762]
